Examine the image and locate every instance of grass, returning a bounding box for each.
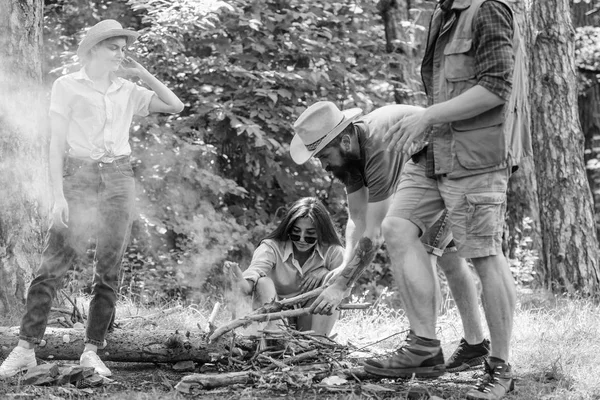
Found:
[3,288,600,399]
[334,288,600,399]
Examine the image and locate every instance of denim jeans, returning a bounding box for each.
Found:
[19,156,135,347]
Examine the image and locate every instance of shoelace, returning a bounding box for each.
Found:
[473,365,504,393]
[448,345,464,362]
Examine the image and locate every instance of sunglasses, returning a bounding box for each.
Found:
[289,233,318,244]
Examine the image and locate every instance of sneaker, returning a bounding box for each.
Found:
[466,359,514,400]
[0,346,37,378]
[80,351,112,377]
[446,338,490,372]
[363,331,446,378]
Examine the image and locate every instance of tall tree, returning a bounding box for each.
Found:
[504,0,542,272]
[531,0,600,293]
[0,0,47,314]
[572,0,600,236]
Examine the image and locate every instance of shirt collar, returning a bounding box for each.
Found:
[283,240,325,261]
[73,67,123,90]
[438,0,455,11]
[446,0,472,11]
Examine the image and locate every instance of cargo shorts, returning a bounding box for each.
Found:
[388,157,509,259]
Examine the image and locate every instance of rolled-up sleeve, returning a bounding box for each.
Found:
[49,77,71,118]
[325,245,345,271]
[130,83,155,117]
[473,1,514,101]
[242,242,277,283]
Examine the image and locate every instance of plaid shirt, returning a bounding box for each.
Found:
[419,0,514,175]
[436,0,514,100]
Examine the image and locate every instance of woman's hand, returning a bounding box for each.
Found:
[225,261,253,296]
[300,266,329,292]
[118,56,148,78]
[51,195,69,229]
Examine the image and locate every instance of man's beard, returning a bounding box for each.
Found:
[326,152,363,186]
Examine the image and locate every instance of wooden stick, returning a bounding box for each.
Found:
[209,303,371,342]
[252,287,324,315]
[174,363,372,393]
[258,354,288,369]
[60,290,84,322]
[207,302,221,334]
[277,349,320,366]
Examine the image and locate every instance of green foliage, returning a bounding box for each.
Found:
[575,26,600,86]
[43,0,429,303]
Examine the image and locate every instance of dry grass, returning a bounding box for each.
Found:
[3,288,600,399]
[333,288,600,400]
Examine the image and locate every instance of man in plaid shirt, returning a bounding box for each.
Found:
[364,1,523,399]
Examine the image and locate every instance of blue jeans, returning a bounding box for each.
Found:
[19,156,135,347]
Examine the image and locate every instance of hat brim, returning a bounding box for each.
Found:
[290,108,363,165]
[77,29,140,59]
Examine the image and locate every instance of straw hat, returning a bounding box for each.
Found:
[290,101,362,165]
[77,19,139,60]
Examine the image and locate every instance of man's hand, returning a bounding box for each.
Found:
[300,266,329,292]
[225,261,253,296]
[51,195,69,229]
[309,281,349,315]
[384,107,430,155]
[322,266,344,286]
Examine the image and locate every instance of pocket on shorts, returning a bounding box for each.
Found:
[465,192,506,237]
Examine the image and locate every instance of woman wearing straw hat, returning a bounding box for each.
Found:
[0,19,183,378]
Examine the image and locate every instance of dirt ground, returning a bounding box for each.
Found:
[0,360,482,400]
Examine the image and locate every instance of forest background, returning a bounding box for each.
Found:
[3,0,600,311]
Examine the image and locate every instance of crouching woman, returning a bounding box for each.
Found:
[231,197,344,336]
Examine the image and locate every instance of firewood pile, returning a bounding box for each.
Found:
[175,287,374,394]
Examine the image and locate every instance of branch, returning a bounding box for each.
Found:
[209,302,371,342]
[252,287,325,314]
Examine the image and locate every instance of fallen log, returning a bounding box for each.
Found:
[0,326,226,363]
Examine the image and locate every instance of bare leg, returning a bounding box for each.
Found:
[253,277,283,332]
[428,254,442,317]
[472,254,516,361]
[382,217,437,339]
[437,252,485,344]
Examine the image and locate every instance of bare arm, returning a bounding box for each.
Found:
[385,83,506,154]
[424,85,505,125]
[49,114,69,227]
[342,187,368,266]
[121,57,184,114]
[334,198,389,288]
[310,197,390,314]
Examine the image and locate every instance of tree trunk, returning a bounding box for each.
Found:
[504,1,543,271]
[530,0,600,293]
[0,0,48,315]
[0,327,226,363]
[572,0,600,238]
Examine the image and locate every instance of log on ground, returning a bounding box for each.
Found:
[0,327,226,363]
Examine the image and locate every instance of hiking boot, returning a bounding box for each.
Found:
[80,351,112,377]
[466,359,514,400]
[0,346,37,378]
[363,331,446,378]
[446,338,490,372]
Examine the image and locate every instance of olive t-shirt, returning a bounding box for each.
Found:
[345,105,421,203]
